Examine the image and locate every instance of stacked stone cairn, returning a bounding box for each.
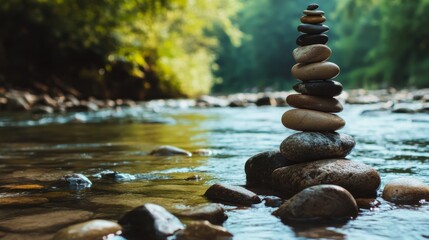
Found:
[245,3,382,223]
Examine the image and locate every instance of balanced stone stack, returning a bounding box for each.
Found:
[245,3,381,221]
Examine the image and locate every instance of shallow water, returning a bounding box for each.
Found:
[0,104,428,239]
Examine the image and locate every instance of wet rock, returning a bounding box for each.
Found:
[355,198,381,209]
[61,173,92,189]
[0,196,49,207]
[149,146,192,157]
[196,96,228,108]
[0,210,93,232]
[191,149,213,156]
[204,183,261,206]
[392,108,416,114]
[31,105,54,114]
[273,185,358,222]
[245,151,291,186]
[185,175,203,181]
[303,10,325,16]
[228,99,248,108]
[1,233,54,240]
[281,109,345,132]
[66,101,99,112]
[296,34,328,47]
[53,220,122,240]
[118,203,184,240]
[286,94,343,113]
[293,80,343,98]
[263,196,283,208]
[255,96,277,106]
[292,62,340,81]
[272,159,381,198]
[1,169,72,182]
[94,170,136,181]
[298,24,329,34]
[280,132,355,163]
[175,221,233,240]
[382,177,429,204]
[175,203,227,224]
[6,96,31,111]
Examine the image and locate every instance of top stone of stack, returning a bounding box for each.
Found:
[306,3,319,10]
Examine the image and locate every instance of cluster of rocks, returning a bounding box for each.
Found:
[0,89,136,113]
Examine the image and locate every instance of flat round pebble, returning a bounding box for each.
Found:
[292,62,340,81]
[286,94,343,113]
[382,177,429,204]
[293,80,343,97]
[293,44,331,63]
[282,109,345,132]
[296,34,328,46]
[301,15,326,24]
[307,3,319,10]
[297,24,329,34]
[303,10,325,16]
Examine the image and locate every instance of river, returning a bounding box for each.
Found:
[0,104,428,239]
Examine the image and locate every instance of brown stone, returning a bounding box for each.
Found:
[291,62,340,81]
[53,220,122,240]
[271,159,381,198]
[355,198,381,209]
[0,210,94,233]
[273,185,358,222]
[204,183,261,206]
[175,221,233,240]
[175,203,228,224]
[301,15,326,24]
[293,44,331,64]
[1,184,44,190]
[286,94,343,113]
[382,177,429,204]
[281,109,345,131]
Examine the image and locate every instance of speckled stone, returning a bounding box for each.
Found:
[279,132,355,163]
[53,220,122,240]
[298,24,329,34]
[273,185,358,222]
[301,15,326,24]
[293,80,343,98]
[293,44,332,64]
[382,177,429,204]
[245,151,292,186]
[286,94,343,113]
[292,62,340,81]
[272,159,381,198]
[204,183,261,206]
[281,109,345,131]
[296,34,328,46]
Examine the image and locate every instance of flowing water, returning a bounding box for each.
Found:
[0,104,428,239]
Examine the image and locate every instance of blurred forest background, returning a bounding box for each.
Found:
[0,0,428,100]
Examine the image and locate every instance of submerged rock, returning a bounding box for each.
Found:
[118,203,184,240]
[280,132,355,163]
[175,221,233,240]
[263,196,283,208]
[204,183,261,206]
[93,170,136,181]
[0,196,49,207]
[271,159,380,198]
[53,220,122,240]
[61,173,92,189]
[245,151,291,186]
[149,146,192,157]
[175,203,227,224]
[355,198,381,209]
[382,177,429,204]
[0,210,93,233]
[191,149,213,156]
[273,185,358,222]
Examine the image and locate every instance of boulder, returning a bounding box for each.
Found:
[273,185,358,222]
[245,151,291,186]
[118,203,184,240]
[272,159,381,198]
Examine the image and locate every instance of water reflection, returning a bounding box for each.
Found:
[0,105,428,239]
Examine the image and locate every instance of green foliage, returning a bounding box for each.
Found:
[0,0,240,99]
